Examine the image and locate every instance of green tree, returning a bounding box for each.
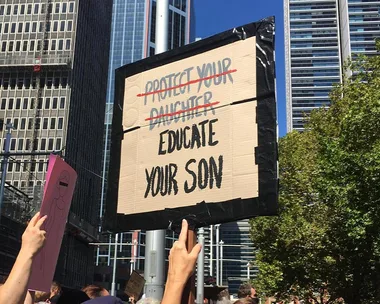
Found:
[250,45,380,304]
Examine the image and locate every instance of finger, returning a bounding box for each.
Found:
[190,243,202,259]
[28,212,40,227]
[35,215,47,229]
[178,219,188,243]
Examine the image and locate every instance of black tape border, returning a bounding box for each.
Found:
[104,16,278,232]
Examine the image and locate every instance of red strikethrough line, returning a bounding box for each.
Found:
[137,69,237,97]
[145,101,220,121]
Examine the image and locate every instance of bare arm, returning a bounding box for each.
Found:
[0,212,46,304]
[162,220,201,304]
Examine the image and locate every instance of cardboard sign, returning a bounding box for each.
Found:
[28,155,77,292]
[105,17,278,231]
[125,271,146,299]
[118,37,258,215]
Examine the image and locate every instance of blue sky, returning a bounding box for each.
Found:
[193,0,287,137]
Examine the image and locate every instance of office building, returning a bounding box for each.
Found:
[0,0,113,289]
[285,0,380,131]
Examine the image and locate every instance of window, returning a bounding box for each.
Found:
[8,41,13,52]
[27,4,32,14]
[18,23,23,33]
[13,118,18,129]
[0,6,4,15]
[52,98,58,109]
[23,98,28,109]
[48,139,54,150]
[20,118,26,129]
[1,99,6,110]
[69,2,74,12]
[15,98,21,109]
[38,160,44,172]
[13,5,18,15]
[15,162,20,172]
[50,118,56,129]
[15,41,21,51]
[8,98,13,109]
[60,98,65,109]
[65,40,71,50]
[43,118,48,129]
[4,23,9,33]
[25,22,30,32]
[11,23,16,33]
[6,5,11,15]
[53,21,58,31]
[54,77,59,88]
[58,118,63,129]
[34,4,39,14]
[45,98,50,109]
[60,21,65,31]
[55,3,60,14]
[1,42,6,52]
[56,138,62,150]
[58,40,63,50]
[10,138,16,151]
[30,160,36,172]
[51,40,56,51]
[7,162,13,172]
[17,139,23,151]
[28,118,33,129]
[32,22,37,32]
[22,41,28,51]
[40,138,46,150]
[62,3,67,13]
[67,21,72,31]
[29,40,35,51]
[20,5,25,14]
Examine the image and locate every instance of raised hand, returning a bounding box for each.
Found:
[21,212,47,257]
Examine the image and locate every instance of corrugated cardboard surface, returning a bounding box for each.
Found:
[118,36,258,215]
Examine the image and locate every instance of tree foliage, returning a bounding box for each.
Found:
[250,44,380,304]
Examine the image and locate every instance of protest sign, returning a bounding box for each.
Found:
[105,17,278,231]
[125,271,146,299]
[28,155,77,292]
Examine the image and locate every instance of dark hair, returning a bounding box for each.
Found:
[82,284,108,299]
[234,298,255,304]
[237,283,253,298]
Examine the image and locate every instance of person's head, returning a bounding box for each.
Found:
[217,288,230,301]
[237,283,256,299]
[82,285,110,299]
[34,291,51,302]
[234,298,255,304]
[50,281,62,297]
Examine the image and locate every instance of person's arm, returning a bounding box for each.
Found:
[162,219,202,304]
[23,291,35,304]
[0,212,47,304]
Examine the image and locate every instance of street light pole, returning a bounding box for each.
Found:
[215,224,220,285]
[0,123,12,225]
[196,227,205,304]
[209,225,213,277]
[247,263,250,280]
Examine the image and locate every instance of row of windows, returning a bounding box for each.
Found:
[4,137,62,154]
[1,39,71,53]
[3,117,64,131]
[0,75,69,90]
[0,2,75,16]
[0,97,65,111]
[0,20,73,34]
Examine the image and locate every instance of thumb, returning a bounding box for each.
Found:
[190,243,202,260]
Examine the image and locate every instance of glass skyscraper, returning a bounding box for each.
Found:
[285,0,380,131]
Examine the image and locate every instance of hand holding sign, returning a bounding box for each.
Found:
[21,212,47,257]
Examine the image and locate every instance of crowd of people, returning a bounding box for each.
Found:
[0,213,266,304]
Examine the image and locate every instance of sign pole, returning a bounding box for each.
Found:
[0,123,12,225]
[181,228,197,304]
[144,0,169,300]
